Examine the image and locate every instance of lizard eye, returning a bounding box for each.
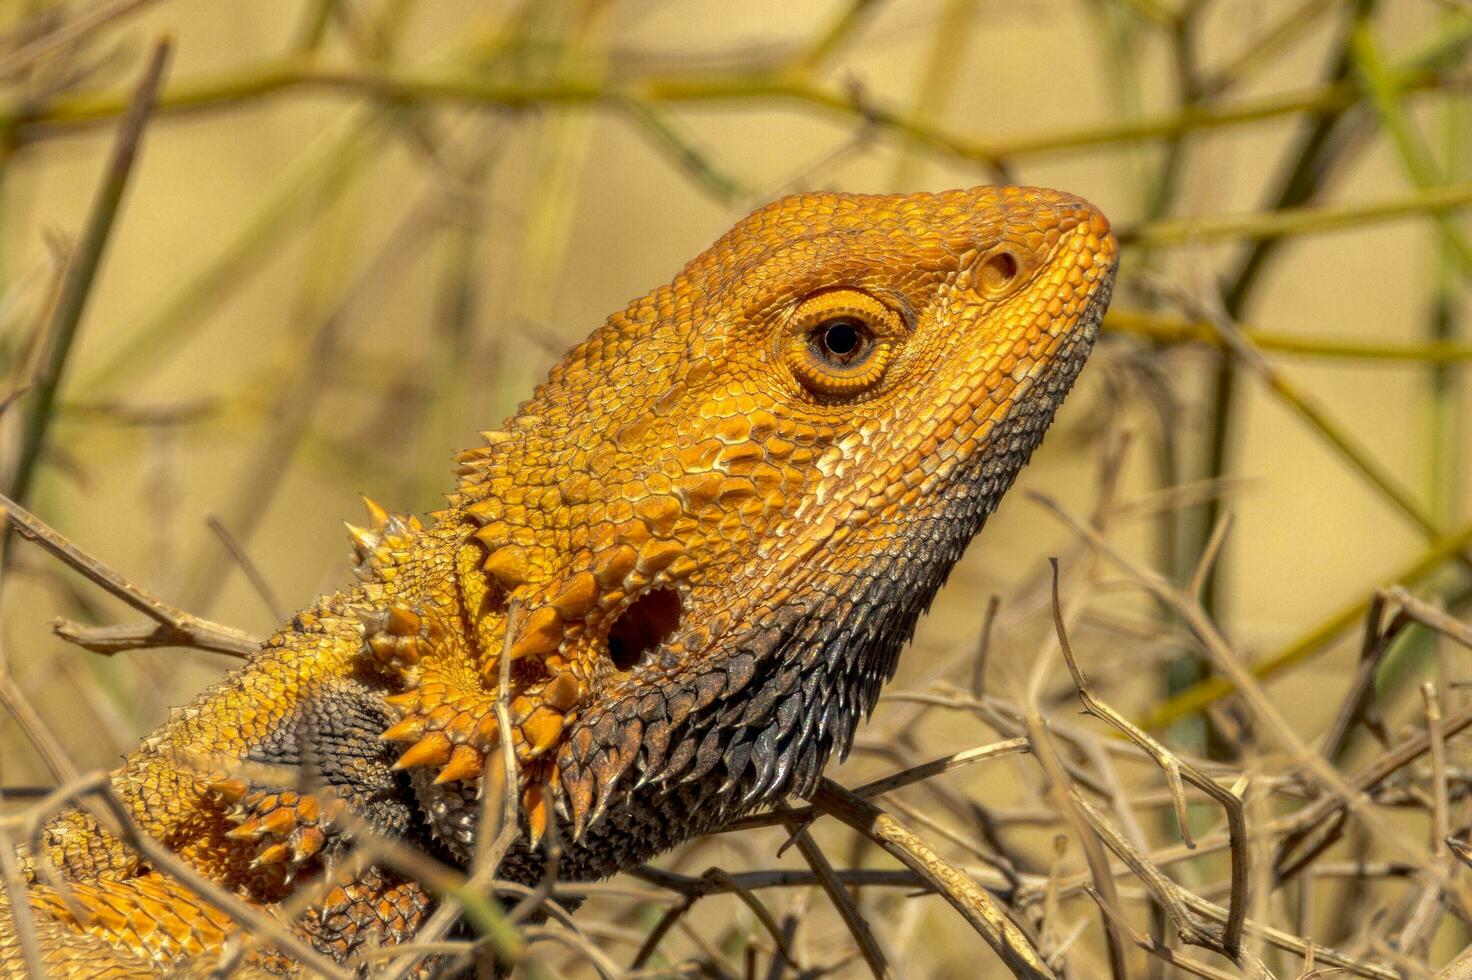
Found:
[785,289,901,398]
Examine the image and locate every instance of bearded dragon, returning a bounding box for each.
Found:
[1,185,1117,976]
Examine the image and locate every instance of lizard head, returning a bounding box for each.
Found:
[401,186,1116,853]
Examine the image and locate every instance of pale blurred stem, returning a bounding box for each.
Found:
[80,5,537,399]
[1172,10,1472,735]
[5,42,169,523]
[1158,282,1460,569]
[1122,181,1472,247]
[1198,0,1338,99]
[1187,2,1470,609]
[177,0,440,614]
[1144,524,1472,732]
[887,0,981,192]
[796,0,885,74]
[1141,7,1201,227]
[79,113,381,394]
[616,99,747,205]
[291,0,340,55]
[1363,23,1471,792]
[80,6,535,397]
[179,153,453,615]
[6,40,1466,163]
[1083,1,1146,206]
[410,144,498,507]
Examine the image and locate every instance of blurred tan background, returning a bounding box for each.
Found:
[1,1,1470,975]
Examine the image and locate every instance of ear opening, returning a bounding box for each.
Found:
[607,588,682,671]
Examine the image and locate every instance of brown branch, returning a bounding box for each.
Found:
[0,812,44,979]
[805,778,1055,979]
[1031,491,1453,882]
[1049,557,1248,958]
[785,819,893,980]
[724,736,1029,833]
[1387,586,1472,652]
[1022,709,1131,980]
[701,866,803,970]
[380,603,525,979]
[0,631,78,783]
[204,513,287,622]
[0,491,260,657]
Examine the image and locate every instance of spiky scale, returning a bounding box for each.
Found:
[383,691,421,712]
[345,523,379,558]
[294,826,326,861]
[393,732,453,771]
[638,539,684,575]
[474,712,501,745]
[524,783,549,846]
[260,808,297,837]
[225,817,262,840]
[362,496,390,530]
[435,745,484,785]
[482,543,530,590]
[383,604,421,636]
[550,572,597,620]
[252,842,293,868]
[209,778,249,804]
[522,708,564,758]
[506,605,563,661]
[380,716,426,743]
[592,544,638,589]
[543,672,580,712]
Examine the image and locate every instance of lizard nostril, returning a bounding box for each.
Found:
[607,588,682,671]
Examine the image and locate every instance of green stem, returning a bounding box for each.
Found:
[6,42,170,508]
[1105,310,1472,361]
[1121,179,1472,247]
[4,24,1466,166]
[1351,21,1472,278]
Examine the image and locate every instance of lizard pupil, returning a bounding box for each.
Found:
[813,318,866,364]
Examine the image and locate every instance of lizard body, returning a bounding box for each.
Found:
[2,185,1117,975]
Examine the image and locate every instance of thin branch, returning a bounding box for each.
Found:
[1049,558,1248,958]
[1387,586,1472,651]
[0,0,165,81]
[1122,179,1472,247]
[0,812,44,979]
[1104,309,1472,362]
[785,816,893,980]
[35,775,353,979]
[1032,491,1458,885]
[0,491,260,657]
[721,737,1029,833]
[6,39,171,511]
[204,514,287,622]
[805,779,1056,979]
[1149,518,1472,729]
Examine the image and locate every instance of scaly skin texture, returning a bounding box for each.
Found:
[3,185,1117,975]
